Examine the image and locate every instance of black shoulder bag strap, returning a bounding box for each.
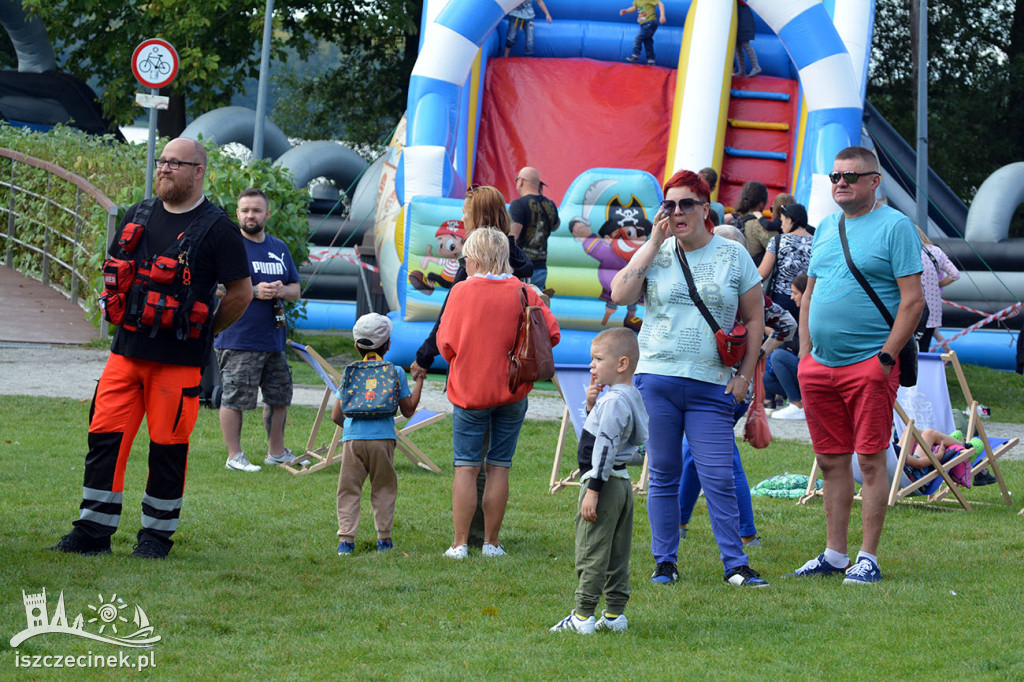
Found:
[674,241,722,334]
[837,215,894,327]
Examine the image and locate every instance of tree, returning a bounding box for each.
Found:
[21,1,418,142]
[869,0,1024,238]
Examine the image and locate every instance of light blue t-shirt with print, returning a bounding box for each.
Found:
[636,234,761,385]
[807,205,922,368]
[339,366,412,442]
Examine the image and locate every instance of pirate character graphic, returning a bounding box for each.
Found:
[409,219,467,294]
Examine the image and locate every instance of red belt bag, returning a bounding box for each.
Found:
[675,242,748,366]
[140,290,179,329]
[716,322,748,367]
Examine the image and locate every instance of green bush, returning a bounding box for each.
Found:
[0,124,310,325]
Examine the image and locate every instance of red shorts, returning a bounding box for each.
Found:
[797,354,899,455]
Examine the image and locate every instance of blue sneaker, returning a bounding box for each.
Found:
[376,539,393,552]
[788,553,849,578]
[651,561,678,584]
[337,541,355,556]
[725,565,769,587]
[843,557,882,585]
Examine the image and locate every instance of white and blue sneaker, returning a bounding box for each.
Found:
[595,611,628,632]
[725,565,769,587]
[549,612,595,634]
[788,553,849,578]
[843,557,883,585]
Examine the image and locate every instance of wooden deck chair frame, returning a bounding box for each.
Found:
[930,350,1016,506]
[282,341,444,475]
[548,369,649,495]
[886,402,975,510]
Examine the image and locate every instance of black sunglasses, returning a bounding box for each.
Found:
[661,198,706,213]
[828,170,879,185]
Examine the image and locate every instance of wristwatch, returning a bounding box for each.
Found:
[877,351,896,366]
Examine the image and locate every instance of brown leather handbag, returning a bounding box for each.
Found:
[508,285,555,392]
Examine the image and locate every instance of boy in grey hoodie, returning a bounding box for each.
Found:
[551,328,649,634]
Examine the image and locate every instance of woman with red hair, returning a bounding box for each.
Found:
[610,169,767,588]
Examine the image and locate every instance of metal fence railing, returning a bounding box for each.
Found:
[0,147,119,333]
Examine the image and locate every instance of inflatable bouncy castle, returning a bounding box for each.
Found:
[360,0,874,368]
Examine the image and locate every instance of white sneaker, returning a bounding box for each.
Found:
[443,544,468,559]
[226,452,261,472]
[549,612,595,634]
[264,448,298,466]
[771,404,805,420]
[595,611,628,632]
[481,542,507,557]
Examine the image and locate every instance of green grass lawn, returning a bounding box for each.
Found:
[2,395,1023,679]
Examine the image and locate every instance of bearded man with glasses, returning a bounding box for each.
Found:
[790,146,923,585]
[51,138,252,560]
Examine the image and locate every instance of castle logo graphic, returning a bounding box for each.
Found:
[10,588,161,649]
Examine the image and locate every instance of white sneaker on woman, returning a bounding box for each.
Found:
[771,404,805,420]
[482,543,507,557]
[444,544,468,559]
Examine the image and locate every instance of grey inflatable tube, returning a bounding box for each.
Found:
[274,141,368,193]
[964,162,1024,243]
[181,106,292,161]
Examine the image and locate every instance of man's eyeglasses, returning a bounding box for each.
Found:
[828,170,879,185]
[155,158,201,170]
[661,198,706,213]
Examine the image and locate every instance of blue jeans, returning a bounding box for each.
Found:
[505,17,535,56]
[764,349,801,403]
[452,398,528,468]
[632,21,658,62]
[529,265,547,290]
[635,373,748,573]
[679,438,757,539]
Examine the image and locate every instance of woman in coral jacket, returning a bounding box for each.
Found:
[437,227,560,560]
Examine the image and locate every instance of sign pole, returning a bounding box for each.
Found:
[144,87,159,199]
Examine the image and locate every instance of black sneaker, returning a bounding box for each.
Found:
[725,564,769,587]
[49,532,111,555]
[973,470,998,486]
[651,561,679,584]
[132,533,171,559]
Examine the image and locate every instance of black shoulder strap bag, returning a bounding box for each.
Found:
[837,216,917,387]
[763,233,782,298]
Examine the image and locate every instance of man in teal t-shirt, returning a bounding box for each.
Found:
[792,146,923,586]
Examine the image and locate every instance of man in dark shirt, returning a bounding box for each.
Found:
[51,138,252,559]
[509,166,560,290]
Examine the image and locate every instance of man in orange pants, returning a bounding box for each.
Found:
[51,138,252,559]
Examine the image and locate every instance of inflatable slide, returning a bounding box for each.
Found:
[360,0,870,368]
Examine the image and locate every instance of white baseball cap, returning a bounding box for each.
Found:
[352,313,392,349]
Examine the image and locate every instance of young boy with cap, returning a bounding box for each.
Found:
[331,313,423,555]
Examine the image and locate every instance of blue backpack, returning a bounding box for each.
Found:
[338,356,400,418]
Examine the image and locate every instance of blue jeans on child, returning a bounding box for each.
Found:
[635,373,749,573]
[452,398,528,468]
[764,349,801,403]
[505,17,535,56]
[632,20,658,63]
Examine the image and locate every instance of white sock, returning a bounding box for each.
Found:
[856,551,878,565]
[823,548,849,568]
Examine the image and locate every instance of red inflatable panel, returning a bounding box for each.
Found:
[473,58,676,205]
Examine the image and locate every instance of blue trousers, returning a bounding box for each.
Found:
[679,438,757,538]
[632,21,658,62]
[764,349,801,403]
[635,373,748,573]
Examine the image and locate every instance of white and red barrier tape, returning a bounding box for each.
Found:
[929,300,1021,351]
[306,251,379,273]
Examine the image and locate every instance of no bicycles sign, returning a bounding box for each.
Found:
[131,38,179,90]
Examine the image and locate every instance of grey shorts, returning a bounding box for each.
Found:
[216,349,293,411]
